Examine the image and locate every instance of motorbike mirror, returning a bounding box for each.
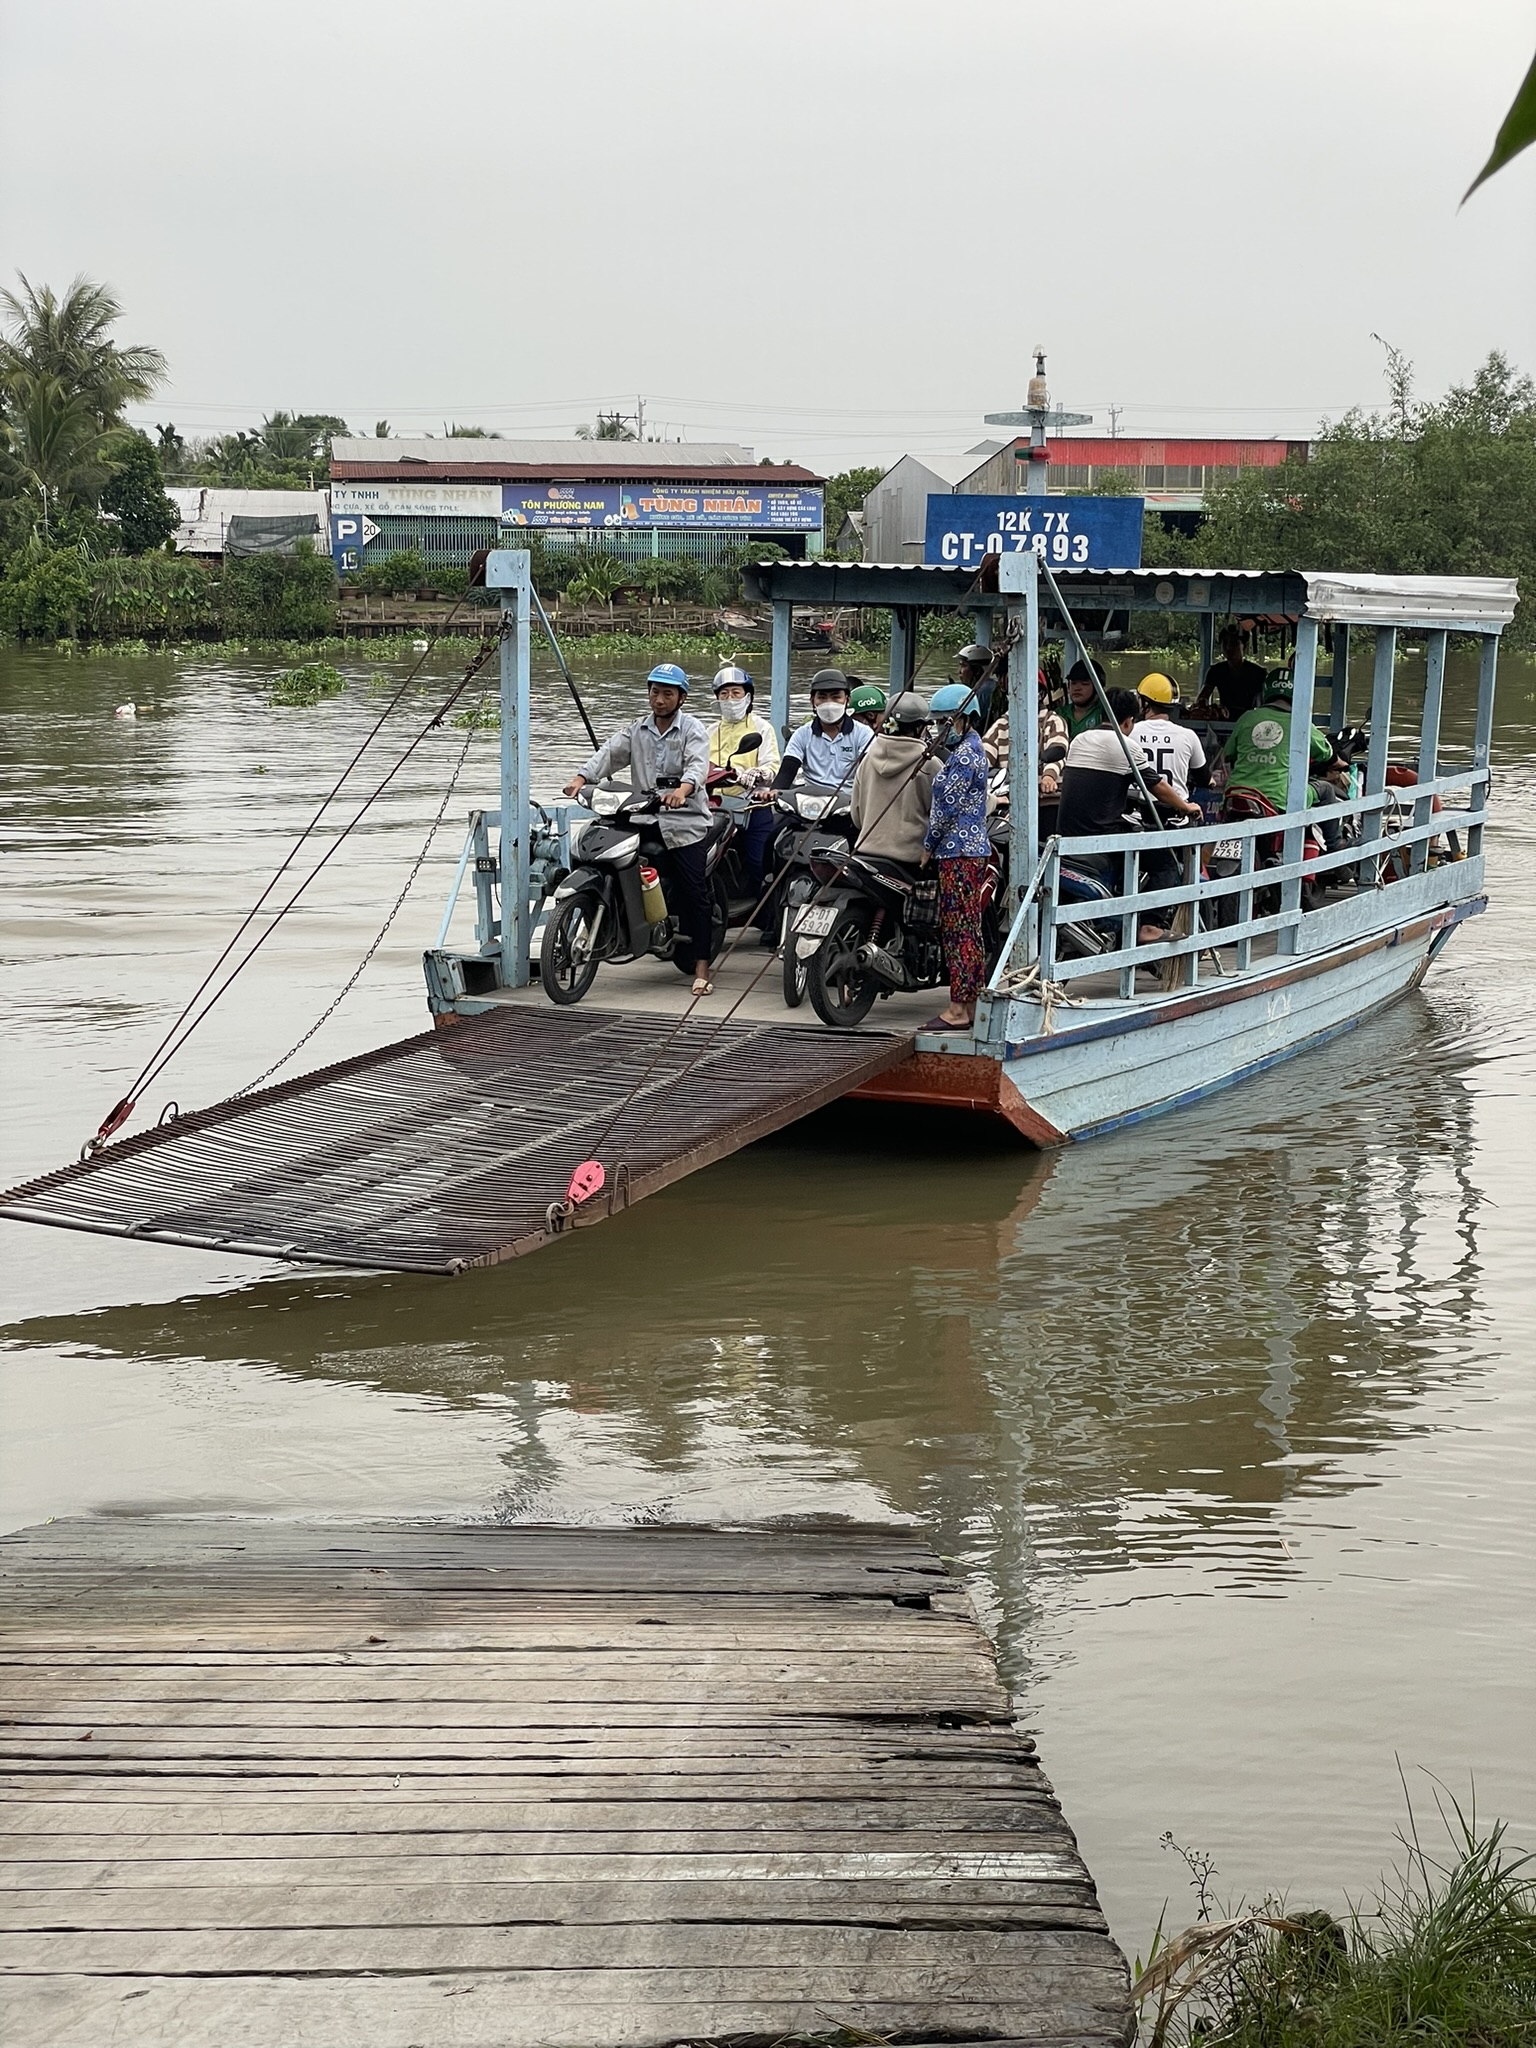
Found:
[732,733,762,757]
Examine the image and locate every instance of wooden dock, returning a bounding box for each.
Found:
[0,1519,1132,2048]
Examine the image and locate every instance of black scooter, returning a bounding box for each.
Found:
[769,780,856,1007]
[540,737,763,1006]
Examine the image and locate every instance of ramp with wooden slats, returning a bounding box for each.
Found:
[0,1010,913,1275]
[0,1518,1132,2048]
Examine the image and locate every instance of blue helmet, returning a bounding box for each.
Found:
[929,682,980,715]
[647,662,689,694]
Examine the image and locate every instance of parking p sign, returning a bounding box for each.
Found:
[924,494,1143,570]
[331,513,381,574]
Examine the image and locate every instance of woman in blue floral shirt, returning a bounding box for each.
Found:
[921,684,991,1031]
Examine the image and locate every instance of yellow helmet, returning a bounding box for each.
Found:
[1137,672,1179,705]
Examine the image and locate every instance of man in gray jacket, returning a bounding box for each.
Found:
[848,693,937,863]
[564,663,717,993]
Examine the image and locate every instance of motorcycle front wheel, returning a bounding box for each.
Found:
[541,892,604,1005]
[807,905,878,1028]
[781,916,809,1009]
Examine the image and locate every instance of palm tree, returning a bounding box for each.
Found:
[0,370,119,532]
[0,274,165,426]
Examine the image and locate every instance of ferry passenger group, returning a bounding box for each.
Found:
[563,626,1340,1029]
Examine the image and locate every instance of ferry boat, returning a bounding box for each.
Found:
[424,550,1516,1144]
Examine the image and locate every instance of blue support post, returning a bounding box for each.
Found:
[1360,626,1397,878]
[1198,609,1215,688]
[1467,633,1499,858]
[1410,628,1447,876]
[999,551,1039,928]
[1329,623,1351,728]
[971,608,993,649]
[770,600,792,736]
[1277,614,1319,951]
[486,549,533,988]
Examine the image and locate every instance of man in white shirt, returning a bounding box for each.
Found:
[1130,673,1207,801]
[775,670,875,791]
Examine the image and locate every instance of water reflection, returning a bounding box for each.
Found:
[6,982,1489,1611]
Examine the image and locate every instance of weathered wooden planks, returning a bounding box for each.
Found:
[0,1519,1131,2047]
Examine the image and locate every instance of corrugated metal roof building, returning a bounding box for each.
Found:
[168,489,328,558]
[860,445,1002,564]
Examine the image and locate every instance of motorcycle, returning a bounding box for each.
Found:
[768,779,857,1008]
[538,736,767,1007]
[797,834,1008,1029]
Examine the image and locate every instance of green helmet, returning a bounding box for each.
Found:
[849,683,887,715]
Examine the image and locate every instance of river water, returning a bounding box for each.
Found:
[2,639,1533,1959]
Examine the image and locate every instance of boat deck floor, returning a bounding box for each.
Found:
[0,1517,1131,2048]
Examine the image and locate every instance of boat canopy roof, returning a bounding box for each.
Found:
[742,560,1519,632]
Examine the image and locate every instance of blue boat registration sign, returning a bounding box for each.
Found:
[924,494,1144,570]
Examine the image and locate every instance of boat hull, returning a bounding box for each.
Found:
[851,899,1480,1144]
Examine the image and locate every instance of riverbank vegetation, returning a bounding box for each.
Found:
[1135,1798,1536,2046]
[1143,350,1536,646]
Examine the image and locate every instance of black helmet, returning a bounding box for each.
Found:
[887,691,930,731]
[809,667,850,698]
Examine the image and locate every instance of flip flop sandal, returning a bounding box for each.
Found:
[691,977,714,997]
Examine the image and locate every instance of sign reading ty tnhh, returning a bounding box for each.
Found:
[924,494,1144,570]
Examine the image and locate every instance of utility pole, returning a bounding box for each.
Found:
[635,396,647,443]
[985,349,1092,495]
[1108,404,1122,439]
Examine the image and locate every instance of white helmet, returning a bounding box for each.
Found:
[712,665,752,697]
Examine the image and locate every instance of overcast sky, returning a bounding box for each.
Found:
[2,0,1531,473]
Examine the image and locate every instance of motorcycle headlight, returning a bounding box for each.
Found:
[796,791,830,821]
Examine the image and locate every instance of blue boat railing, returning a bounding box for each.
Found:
[987,757,1487,1005]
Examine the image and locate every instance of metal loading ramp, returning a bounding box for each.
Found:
[0,1011,913,1275]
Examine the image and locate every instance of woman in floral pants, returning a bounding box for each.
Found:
[922,684,992,1031]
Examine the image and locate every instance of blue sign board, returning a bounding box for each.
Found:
[501,481,823,532]
[924,494,1143,570]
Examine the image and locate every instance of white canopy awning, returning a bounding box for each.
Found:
[1300,572,1519,630]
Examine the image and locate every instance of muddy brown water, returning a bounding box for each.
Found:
[2,639,1533,1956]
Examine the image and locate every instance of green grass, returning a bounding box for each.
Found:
[1136,1797,1536,2046]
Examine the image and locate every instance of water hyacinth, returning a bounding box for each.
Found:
[271,661,346,707]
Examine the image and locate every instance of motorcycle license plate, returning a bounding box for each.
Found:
[791,904,837,938]
[1212,837,1242,861]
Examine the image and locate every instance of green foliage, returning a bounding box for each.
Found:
[822,466,882,552]
[87,551,216,637]
[221,539,338,639]
[1465,46,1536,199]
[194,411,348,489]
[1190,352,1536,644]
[351,545,429,594]
[100,432,178,553]
[0,537,93,639]
[1089,466,1138,496]
[562,552,631,605]
[1140,1801,1536,2048]
[0,274,165,423]
[272,660,346,706]
[1142,513,1204,566]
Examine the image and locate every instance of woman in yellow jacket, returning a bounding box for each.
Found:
[708,666,780,897]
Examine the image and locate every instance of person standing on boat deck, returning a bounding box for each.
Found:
[1195,625,1267,721]
[956,643,998,727]
[1063,657,1110,741]
[921,684,991,1032]
[708,665,779,899]
[983,673,1068,845]
[850,692,937,862]
[1057,688,1203,945]
[774,670,874,790]
[564,663,716,997]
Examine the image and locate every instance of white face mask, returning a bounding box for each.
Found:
[814,699,847,725]
[716,694,749,719]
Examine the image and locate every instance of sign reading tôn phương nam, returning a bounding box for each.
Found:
[924,494,1143,570]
